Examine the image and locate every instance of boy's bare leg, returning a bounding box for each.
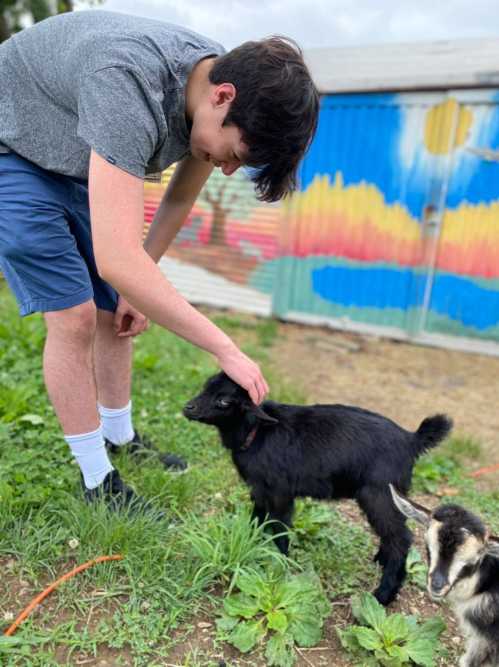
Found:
[43,300,116,491]
[93,308,187,470]
[93,308,133,409]
[43,301,100,434]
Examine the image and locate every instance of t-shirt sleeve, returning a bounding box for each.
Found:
[77,66,163,178]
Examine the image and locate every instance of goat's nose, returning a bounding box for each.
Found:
[431,571,447,594]
[184,402,195,412]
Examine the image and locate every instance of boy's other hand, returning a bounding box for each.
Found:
[114,296,149,337]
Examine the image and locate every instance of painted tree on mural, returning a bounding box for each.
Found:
[200,170,257,245]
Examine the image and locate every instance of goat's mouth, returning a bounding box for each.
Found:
[182,407,212,423]
[430,592,445,601]
[428,586,449,601]
[182,408,200,421]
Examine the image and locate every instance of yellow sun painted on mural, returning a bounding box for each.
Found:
[424,97,473,155]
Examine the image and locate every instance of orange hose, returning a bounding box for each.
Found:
[470,463,499,478]
[4,554,123,637]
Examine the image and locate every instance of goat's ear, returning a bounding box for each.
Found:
[389,484,431,526]
[485,534,499,558]
[244,400,278,424]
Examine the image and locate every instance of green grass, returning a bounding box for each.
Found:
[0,287,304,665]
[1,284,498,665]
[412,432,483,495]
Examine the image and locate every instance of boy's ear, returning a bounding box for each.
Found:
[389,484,431,526]
[244,400,278,424]
[212,82,236,107]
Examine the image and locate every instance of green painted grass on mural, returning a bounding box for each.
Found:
[424,311,499,340]
[250,256,499,342]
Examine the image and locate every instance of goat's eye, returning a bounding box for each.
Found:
[217,398,231,408]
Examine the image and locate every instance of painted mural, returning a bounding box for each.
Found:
[143,89,499,345]
[254,90,499,341]
[144,166,280,315]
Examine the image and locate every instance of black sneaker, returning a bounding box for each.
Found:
[105,431,188,471]
[83,469,148,512]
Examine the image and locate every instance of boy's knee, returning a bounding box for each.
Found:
[44,301,97,345]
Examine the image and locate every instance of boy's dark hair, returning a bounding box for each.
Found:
[209,37,319,202]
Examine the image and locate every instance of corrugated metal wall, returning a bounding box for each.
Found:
[274,89,499,351]
[143,88,499,353]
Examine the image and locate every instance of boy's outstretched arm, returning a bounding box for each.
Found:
[89,150,268,404]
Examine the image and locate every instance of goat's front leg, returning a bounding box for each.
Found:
[460,638,495,667]
[250,490,268,527]
[267,495,295,556]
[460,651,486,667]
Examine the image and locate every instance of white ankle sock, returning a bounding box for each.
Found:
[98,401,134,446]
[65,425,114,490]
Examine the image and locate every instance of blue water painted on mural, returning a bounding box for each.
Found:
[312,266,499,330]
[312,265,417,309]
[431,275,499,329]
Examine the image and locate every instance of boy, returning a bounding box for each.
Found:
[0,10,319,508]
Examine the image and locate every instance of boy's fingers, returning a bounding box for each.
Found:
[116,313,132,334]
[257,380,266,404]
[117,313,148,337]
[251,377,268,405]
[248,384,259,405]
[113,313,124,332]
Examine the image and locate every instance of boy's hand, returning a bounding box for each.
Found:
[216,346,269,405]
[114,296,149,337]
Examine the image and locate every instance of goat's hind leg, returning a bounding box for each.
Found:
[357,485,412,606]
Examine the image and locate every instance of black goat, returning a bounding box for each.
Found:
[184,372,452,605]
[390,486,499,667]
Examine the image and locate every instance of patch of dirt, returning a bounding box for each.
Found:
[0,557,37,632]
[269,321,499,491]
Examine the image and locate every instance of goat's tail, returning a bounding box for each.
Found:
[412,414,453,456]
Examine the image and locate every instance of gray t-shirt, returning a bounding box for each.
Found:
[0,10,225,179]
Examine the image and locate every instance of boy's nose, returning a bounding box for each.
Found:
[221,161,241,176]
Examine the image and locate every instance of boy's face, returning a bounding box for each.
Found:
[189,83,249,176]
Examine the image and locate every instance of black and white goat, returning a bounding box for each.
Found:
[390,485,499,667]
[183,371,452,606]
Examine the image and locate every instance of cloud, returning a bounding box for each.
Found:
[76,0,499,49]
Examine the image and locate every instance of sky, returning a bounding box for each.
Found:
[75,0,499,50]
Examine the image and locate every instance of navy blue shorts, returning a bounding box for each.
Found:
[0,152,118,316]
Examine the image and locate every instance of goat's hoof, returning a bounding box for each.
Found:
[373,588,396,607]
